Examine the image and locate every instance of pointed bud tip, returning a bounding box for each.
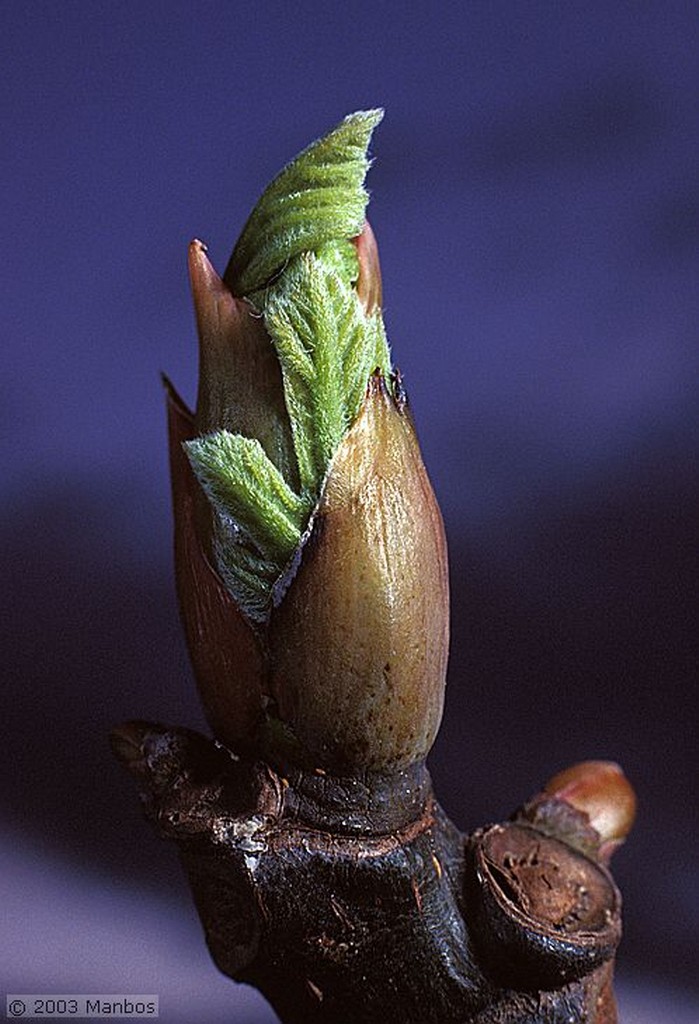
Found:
[344,108,385,131]
[188,237,227,300]
[365,368,391,400]
[162,373,193,416]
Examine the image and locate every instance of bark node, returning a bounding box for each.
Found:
[111,722,623,1023]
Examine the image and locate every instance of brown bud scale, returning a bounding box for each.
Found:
[270,374,449,770]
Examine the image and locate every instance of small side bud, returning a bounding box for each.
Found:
[269,374,449,771]
[544,760,636,860]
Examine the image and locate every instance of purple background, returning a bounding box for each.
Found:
[2,2,697,1020]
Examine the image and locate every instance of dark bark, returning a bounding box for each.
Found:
[111,722,623,1023]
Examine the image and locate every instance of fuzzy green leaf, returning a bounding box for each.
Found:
[224,110,383,298]
[264,247,389,496]
[213,537,281,622]
[186,110,392,621]
[185,432,310,562]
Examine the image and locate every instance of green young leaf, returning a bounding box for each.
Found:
[185,432,310,562]
[264,244,390,495]
[224,109,383,298]
[214,538,282,624]
[186,110,392,620]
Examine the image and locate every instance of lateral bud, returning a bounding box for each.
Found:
[543,760,636,860]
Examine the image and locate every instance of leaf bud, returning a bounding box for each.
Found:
[543,760,636,860]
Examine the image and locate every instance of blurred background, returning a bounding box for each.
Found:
[2,2,697,1020]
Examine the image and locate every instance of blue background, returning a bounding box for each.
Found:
[2,2,697,1020]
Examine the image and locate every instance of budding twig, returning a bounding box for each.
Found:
[113,111,634,1024]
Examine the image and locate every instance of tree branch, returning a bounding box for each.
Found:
[112,722,624,1023]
